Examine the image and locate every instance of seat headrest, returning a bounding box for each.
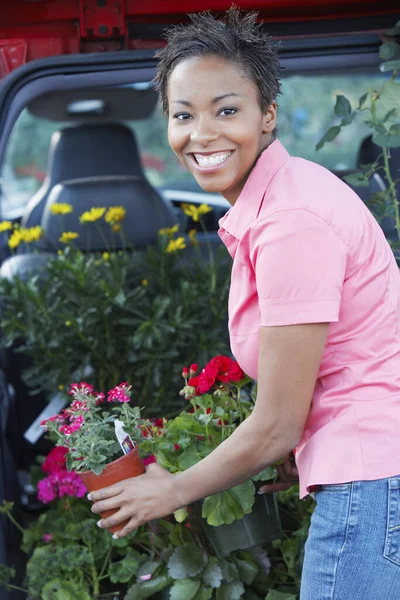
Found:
[41,177,178,251]
[45,123,145,186]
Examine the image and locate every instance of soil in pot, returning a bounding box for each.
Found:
[80,447,144,534]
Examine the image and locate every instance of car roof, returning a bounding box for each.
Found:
[0,1,398,79]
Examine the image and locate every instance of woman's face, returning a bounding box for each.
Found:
[167,54,276,205]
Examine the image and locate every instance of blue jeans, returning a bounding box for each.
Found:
[300,476,400,600]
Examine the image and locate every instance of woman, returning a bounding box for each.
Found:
[89,9,400,598]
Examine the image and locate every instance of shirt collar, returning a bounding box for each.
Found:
[218,139,291,239]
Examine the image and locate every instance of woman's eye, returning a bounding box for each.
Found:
[174,113,192,121]
[219,107,238,117]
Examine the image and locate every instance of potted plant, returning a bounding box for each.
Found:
[41,380,147,534]
[141,356,282,557]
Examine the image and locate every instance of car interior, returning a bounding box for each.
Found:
[0,7,399,596]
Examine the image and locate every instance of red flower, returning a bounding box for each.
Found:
[189,363,198,375]
[68,382,94,396]
[188,371,216,395]
[182,367,189,377]
[143,455,157,466]
[207,356,244,383]
[42,446,68,474]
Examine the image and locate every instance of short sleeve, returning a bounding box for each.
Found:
[250,209,348,326]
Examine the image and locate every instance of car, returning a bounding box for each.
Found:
[0,1,399,597]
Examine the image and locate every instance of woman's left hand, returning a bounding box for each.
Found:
[89,463,179,538]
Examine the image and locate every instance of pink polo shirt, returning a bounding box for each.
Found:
[218,140,400,499]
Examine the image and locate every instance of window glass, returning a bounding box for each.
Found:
[0,72,386,218]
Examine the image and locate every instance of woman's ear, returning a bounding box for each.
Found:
[262,101,277,133]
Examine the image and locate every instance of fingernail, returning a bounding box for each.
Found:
[97,521,103,528]
[257,490,265,495]
[112,533,119,540]
[87,493,92,501]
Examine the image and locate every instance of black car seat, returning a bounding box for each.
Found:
[22,122,165,228]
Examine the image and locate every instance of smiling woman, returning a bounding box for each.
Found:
[88,8,400,600]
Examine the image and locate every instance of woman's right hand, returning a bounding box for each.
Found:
[258,453,299,493]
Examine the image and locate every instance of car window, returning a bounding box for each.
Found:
[0,72,386,218]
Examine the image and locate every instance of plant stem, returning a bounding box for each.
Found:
[369,89,400,241]
[8,584,29,593]
[98,545,112,581]
[3,509,25,534]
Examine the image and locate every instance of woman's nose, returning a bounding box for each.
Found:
[190,119,219,146]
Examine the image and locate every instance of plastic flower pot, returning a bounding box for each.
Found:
[79,447,144,534]
[201,492,282,557]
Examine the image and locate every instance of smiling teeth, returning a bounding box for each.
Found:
[194,152,232,167]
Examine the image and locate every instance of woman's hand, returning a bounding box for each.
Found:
[89,463,179,538]
[258,453,299,493]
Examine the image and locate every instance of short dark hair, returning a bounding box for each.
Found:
[154,8,281,116]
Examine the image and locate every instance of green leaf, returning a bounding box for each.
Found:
[334,94,352,118]
[219,559,238,583]
[193,587,213,600]
[202,480,255,526]
[178,448,201,470]
[252,466,276,481]
[41,579,91,600]
[137,560,162,578]
[174,507,189,523]
[380,59,400,72]
[265,591,297,600]
[359,92,368,108]
[379,41,399,60]
[235,558,258,585]
[124,575,172,600]
[316,125,342,151]
[216,580,245,600]
[372,132,400,148]
[170,578,201,600]
[202,557,223,588]
[343,172,370,188]
[376,81,400,120]
[168,543,208,579]
[110,548,141,583]
[0,565,15,591]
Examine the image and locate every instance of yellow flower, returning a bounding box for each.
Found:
[57,250,63,255]
[103,252,110,261]
[188,228,199,247]
[58,384,64,391]
[166,237,186,253]
[9,226,43,248]
[112,224,121,232]
[79,207,106,223]
[22,226,43,243]
[105,206,126,225]
[0,221,13,232]
[142,279,149,286]
[59,231,79,244]
[159,224,179,238]
[65,321,72,327]
[50,203,73,215]
[181,203,212,222]
[8,229,23,249]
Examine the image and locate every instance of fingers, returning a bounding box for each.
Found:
[112,516,139,539]
[88,483,124,502]
[97,506,132,530]
[258,480,295,494]
[91,494,124,515]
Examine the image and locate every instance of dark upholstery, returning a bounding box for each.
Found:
[22,123,150,228]
[41,176,178,251]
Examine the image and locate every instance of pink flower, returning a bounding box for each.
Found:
[143,455,157,466]
[107,382,131,403]
[43,534,53,543]
[69,400,89,412]
[38,471,86,504]
[37,476,58,503]
[94,392,105,405]
[58,471,86,499]
[139,574,152,582]
[68,382,94,396]
[60,415,85,435]
[40,414,61,428]
[42,446,68,474]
